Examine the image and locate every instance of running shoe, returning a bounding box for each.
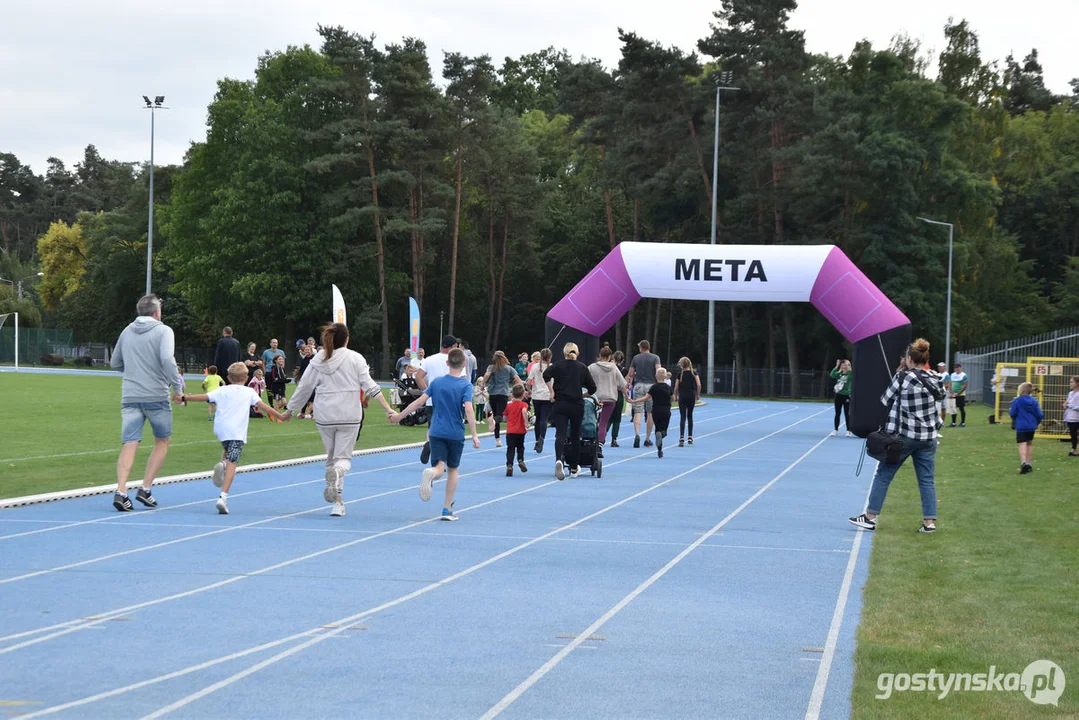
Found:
[212,461,226,488]
[135,488,157,508]
[112,492,133,512]
[845,431,854,438]
[441,507,458,521]
[420,441,431,464]
[554,460,565,481]
[324,468,343,503]
[610,439,619,448]
[848,513,876,530]
[506,465,513,477]
[518,460,528,473]
[687,437,693,445]
[633,435,640,448]
[419,467,436,501]
[918,522,936,533]
[330,502,346,517]
[569,467,580,479]
[643,438,653,447]
[216,496,229,515]
[678,437,684,447]
[496,439,503,448]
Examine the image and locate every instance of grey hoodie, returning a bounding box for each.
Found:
[287,347,381,426]
[588,360,627,402]
[110,316,185,403]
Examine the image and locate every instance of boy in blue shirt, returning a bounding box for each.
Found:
[1010,382,1044,474]
[391,348,479,520]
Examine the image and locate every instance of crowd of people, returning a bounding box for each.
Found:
[108,293,1072,528]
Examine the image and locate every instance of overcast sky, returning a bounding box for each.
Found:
[2,0,1074,176]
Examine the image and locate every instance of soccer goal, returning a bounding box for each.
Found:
[0,312,18,370]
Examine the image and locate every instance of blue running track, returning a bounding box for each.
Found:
[0,399,874,719]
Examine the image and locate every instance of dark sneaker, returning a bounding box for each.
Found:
[596,446,604,458]
[536,438,544,454]
[959,423,965,428]
[848,513,876,530]
[420,441,431,464]
[135,488,157,508]
[918,522,936,533]
[643,439,654,447]
[687,437,694,445]
[1020,463,1033,474]
[518,460,528,473]
[112,492,133,512]
[506,465,513,477]
[678,437,684,447]
[949,423,957,428]
[633,436,640,448]
[657,448,664,458]
[610,439,619,448]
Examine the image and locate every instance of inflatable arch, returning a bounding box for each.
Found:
[545,242,911,437]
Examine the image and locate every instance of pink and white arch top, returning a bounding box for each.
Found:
[547,242,909,343]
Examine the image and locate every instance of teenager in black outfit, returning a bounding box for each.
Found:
[629,369,673,457]
[608,350,629,447]
[673,357,701,447]
[542,342,597,480]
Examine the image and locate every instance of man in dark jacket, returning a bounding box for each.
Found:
[213,327,241,384]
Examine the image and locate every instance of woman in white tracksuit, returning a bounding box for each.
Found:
[286,323,393,517]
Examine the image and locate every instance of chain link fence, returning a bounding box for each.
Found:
[955,327,1079,405]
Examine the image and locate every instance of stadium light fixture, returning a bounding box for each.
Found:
[707,71,738,396]
[142,95,168,295]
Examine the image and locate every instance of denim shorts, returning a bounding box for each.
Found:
[121,401,173,443]
[429,436,465,469]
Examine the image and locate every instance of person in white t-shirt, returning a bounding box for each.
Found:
[414,335,458,464]
[180,362,288,514]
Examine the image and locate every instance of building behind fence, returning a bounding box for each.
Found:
[955,327,1079,404]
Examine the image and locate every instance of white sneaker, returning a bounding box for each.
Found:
[554,460,565,481]
[212,461,226,488]
[419,468,436,502]
[569,468,580,479]
[830,430,839,437]
[496,439,503,448]
[330,502,346,517]
[845,431,854,438]
[216,496,229,515]
[324,468,342,503]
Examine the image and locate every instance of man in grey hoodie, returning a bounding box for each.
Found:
[109,294,186,512]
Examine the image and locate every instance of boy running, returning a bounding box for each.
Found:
[504,384,529,476]
[180,362,289,514]
[391,348,479,521]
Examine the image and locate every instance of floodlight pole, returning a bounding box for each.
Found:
[917,217,954,368]
[707,75,738,395]
[143,97,167,296]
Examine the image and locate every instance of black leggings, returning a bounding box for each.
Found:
[505,433,525,464]
[952,395,967,424]
[834,394,850,431]
[532,399,553,443]
[678,399,695,437]
[489,394,508,439]
[1069,422,1078,451]
[550,400,584,470]
[610,393,625,440]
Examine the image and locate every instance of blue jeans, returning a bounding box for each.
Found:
[866,436,938,520]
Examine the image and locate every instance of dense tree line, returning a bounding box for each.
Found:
[2,0,1077,380]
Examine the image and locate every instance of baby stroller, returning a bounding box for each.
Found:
[579,396,603,478]
[393,376,430,426]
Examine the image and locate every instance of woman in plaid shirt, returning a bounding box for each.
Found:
[850,338,946,533]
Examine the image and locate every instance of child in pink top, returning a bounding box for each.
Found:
[1064,376,1079,457]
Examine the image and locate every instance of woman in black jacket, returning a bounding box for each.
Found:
[542,342,597,480]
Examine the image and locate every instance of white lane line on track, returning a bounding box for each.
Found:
[14,407,805,718]
[804,467,875,720]
[480,422,831,719]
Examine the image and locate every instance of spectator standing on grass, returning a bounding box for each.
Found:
[1065,376,1079,457]
[830,359,854,437]
[267,354,291,410]
[213,327,241,384]
[1010,382,1044,474]
[109,294,186,512]
[515,353,529,379]
[243,342,263,377]
[948,362,969,427]
[625,340,661,448]
[261,338,285,375]
[203,365,224,421]
[849,338,945,534]
[286,322,395,517]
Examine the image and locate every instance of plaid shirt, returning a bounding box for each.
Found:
[881,369,945,441]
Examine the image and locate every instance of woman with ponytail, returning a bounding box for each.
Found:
[527,347,555,453]
[849,338,945,534]
[287,322,394,517]
[542,342,597,480]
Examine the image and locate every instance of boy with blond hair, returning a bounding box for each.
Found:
[180,362,289,514]
[391,348,479,521]
[1009,381,1044,474]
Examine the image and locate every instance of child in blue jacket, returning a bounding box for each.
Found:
[1010,382,1044,474]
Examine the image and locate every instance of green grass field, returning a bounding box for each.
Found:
[851,404,1077,718]
[0,373,429,499]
